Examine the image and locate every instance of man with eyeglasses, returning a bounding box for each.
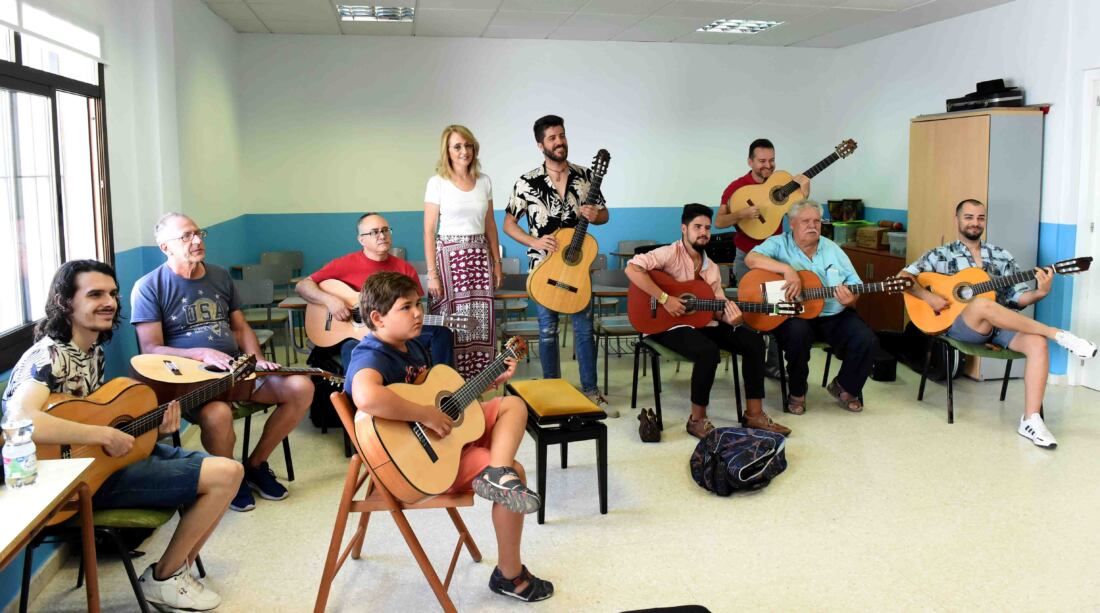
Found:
[295,212,455,368]
[133,212,314,513]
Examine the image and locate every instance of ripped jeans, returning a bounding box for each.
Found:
[534,302,598,394]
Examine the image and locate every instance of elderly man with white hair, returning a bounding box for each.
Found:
[745,200,877,415]
[133,212,313,513]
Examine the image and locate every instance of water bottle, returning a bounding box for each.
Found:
[2,418,38,488]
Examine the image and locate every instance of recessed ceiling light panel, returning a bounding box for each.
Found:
[337,5,415,22]
[697,19,783,34]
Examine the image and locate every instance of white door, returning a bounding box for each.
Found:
[1075,70,1100,390]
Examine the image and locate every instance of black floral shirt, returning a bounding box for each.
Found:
[506,162,607,270]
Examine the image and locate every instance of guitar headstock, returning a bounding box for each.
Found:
[503,337,529,362]
[772,302,804,316]
[446,314,476,333]
[591,149,611,179]
[835,139,857,159]
[1053,257,1092,274]
[882,276,914,293]
[230,354,257,383]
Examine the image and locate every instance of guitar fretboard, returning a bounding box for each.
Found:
[563,158,608,263]
[120,368,244,438]
[776,151,841,200]
[436,347,520,420]
[968,270,1038,296]
[800,281,895,301]
[669,298,790,315]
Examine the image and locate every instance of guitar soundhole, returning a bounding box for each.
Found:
[955,284,975,302]
[437,395,464,427]
[563,248,581,266]
[770,186,786,204]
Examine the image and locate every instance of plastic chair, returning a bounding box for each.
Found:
[261,250,304,278]
[234,278,290,364]
[243,263,294,302]
[917,335,1032,424]
[630,338,744,430]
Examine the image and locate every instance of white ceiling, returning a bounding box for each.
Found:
[202,0,1014,48]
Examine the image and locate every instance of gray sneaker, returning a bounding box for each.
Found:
[585,390,618,418]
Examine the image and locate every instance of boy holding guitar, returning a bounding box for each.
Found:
[625,203,791,438]
[900,199,1097,448]
[2,260,240,611]
[133,213,313,513]
[344,272,553,602]
[503,114,613,416]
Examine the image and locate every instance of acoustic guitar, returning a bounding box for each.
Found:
[903,257,1092,334]
[526,149,611,314]
[627,270,803,334]
[305,278,474,348]
[130,354,343,403]
[738,269,912,331]
[727,139,857,240]
[355,337,527,505]
[37,355,256,523]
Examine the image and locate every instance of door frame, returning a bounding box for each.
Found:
[1070,67,1100,387]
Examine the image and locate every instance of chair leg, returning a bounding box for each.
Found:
[631,342,642,408]
[597,425,608,515]
[778,345,789,404]
[536,441,548,525]
[731,353,743,425]
[444,507,483,562]
[1000,359,1012,401]
[650,349,663,430]
[194,555,206,578]
[560,442,568,469]
[389,510,459,613]
[343,430,354,458]
[822,349,832,388]
[19,542,34,613]
[315,457,361,613]
[918,337,934,401]
[945,342,955,424]
[282,437,295,481]
[108,528,153,613]
[603,332,610,396]
[242,415,253,465]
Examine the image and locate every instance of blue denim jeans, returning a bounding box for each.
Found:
[535,303,597,394]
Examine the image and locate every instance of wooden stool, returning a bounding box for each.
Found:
[506,379,608,525]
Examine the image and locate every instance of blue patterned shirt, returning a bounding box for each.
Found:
[903,240,1030,309]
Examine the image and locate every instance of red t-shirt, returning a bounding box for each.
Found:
[720,170,782,254]
[309,251,424,296]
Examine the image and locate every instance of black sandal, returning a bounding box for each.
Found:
[472,466,542,515]
[489,565,554,602]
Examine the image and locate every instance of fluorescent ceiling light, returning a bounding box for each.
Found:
[697,19,783,34]
[337,5,415,22]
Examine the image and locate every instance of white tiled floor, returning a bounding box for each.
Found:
[28,344,1100,612]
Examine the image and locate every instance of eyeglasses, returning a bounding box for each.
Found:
[359,227,392,239]
[167,229,208,243]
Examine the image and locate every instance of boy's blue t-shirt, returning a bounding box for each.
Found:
[343,334,432,394]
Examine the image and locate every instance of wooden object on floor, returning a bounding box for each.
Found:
[841,244,906,332]
[506,379,608,525]
[315,393,481,613]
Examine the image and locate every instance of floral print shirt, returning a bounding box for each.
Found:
[506,162,607,270]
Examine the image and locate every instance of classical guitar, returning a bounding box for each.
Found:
[627,270,803,334]
[727,139,857,240]
[130,354,343,402]
[38,355,256,524]
[355,337,528,505]
[526,149,610,314]
[305,278,474,348]
[738,269,912,331]
[903,257,1092,334]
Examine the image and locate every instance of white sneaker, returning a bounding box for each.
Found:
[139,562,221,611]
[1018,413,1058,449]
[1055,330,1097,359]
[585,390,619,418]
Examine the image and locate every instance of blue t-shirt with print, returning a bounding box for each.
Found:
[343,334,433,395]
[131,263,242,355]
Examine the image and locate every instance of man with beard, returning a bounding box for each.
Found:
[715,138,810,379]
[900,199,1096,448]
[503,114,616,416]
[625,204,790,438]
[746,200,876,415]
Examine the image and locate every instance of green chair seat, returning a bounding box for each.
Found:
[232,400,272,420]
[940,336,1025,360]
[82,507,176,530]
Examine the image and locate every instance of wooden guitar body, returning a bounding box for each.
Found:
[355,365,487,504]
[726,170,797,240]
[526,227,598,314]
[130,354,256,402]
[305,280,369,347]
[737,269,825,331]
[903,268,994,335]
[627,273,719,334]
[38,378,160,524]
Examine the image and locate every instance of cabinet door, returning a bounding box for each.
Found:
[907,115,990,259]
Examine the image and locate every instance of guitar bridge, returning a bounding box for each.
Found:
[546,279,579,294]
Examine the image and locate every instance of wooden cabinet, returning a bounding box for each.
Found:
[906,108,1044,379]
[842,245,906,332]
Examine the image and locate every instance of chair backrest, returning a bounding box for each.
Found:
[591,268,628,287]
[617,240,656,255]
[409,260,429,274]
[501,257,521,275]
[330,391,369,462]
[391,246,407,260]
[591,253,608,271]
[234,279,275,307]
[260,251,304,275]
[243,263,292,285]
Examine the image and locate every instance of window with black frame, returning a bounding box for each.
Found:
[0,12,111,371]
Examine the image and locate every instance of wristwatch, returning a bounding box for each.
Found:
[657,292,669,305]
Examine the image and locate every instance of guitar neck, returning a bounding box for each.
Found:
[970,269,1039,295]
[120,373,239,438]
[435,352,515,420]
[777,151,842,199]
[800,281,891,300]
[564,171,606,256]
[683,298,789,314]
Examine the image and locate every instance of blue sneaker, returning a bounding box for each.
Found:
[245,461,289,501]
[229,480,255,512]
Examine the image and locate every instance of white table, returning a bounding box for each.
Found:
[0,458,99,611]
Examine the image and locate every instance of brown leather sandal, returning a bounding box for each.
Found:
[827,379,863,412]
[785,395,806,415]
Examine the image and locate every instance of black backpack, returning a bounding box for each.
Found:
[306,345,345,429]
[690,427,787,495]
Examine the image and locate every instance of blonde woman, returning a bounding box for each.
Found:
[424,125,502,378]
